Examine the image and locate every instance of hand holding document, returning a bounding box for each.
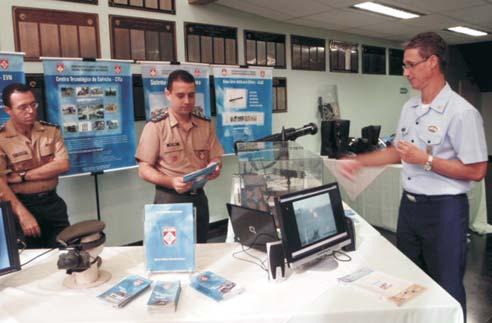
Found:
[323,157,386,200]
[183,162,219,191]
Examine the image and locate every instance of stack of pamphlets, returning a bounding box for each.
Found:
[338,267,426,306]
[97,275,152,308]
[190,271,244,301]
[147,280,181,312]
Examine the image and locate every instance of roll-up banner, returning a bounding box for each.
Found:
[213,66,272,154]
[0,52,25,125]
[42,58,136,175]
[140,62,211,120]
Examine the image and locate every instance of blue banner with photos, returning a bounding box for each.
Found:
[0,52,25,125]
[140,63,211,120]
[42,59,136,175]
[213,66,272,154]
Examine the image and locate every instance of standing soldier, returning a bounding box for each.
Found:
[0,83,71,248]
[136,70,224,243]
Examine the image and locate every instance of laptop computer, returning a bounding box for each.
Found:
[226,203,279,252]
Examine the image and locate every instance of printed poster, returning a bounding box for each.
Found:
[213,66,272,154]
[140,62,211,120]
[43,59,136,175]
[0,52,25,125]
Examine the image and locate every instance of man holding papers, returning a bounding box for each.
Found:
[338,32,487,320]
[136,70,224,243]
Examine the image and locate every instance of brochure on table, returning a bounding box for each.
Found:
[338,267,426,306]
[97,274,152,308]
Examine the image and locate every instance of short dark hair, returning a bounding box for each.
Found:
[166,70,195,91]
[404,32,448,72]
[2,83,33,107]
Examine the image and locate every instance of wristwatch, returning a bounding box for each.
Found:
[19,171,27,182]
[424,155,433,171]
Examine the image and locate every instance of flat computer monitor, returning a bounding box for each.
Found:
[0,201,21,276]
[226,203,278,252]
[274,182,350,269]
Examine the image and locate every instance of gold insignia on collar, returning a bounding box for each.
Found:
[428,125,438,133]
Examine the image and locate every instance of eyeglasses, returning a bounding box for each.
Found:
[12,102,39,112]
[402,57,429,70]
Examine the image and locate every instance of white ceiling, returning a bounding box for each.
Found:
[216,0,492,45]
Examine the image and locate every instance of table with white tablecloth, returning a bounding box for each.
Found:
[323,158,491,234]
[0,211,463,323]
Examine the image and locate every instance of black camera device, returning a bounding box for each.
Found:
[56,220,106,274]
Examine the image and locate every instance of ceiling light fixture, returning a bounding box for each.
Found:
[353,2,420,19]
[447,26,488,37]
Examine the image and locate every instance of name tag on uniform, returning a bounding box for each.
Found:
[12,151,29,158]
[166,142,180,147]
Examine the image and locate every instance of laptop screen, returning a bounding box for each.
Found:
[226,203,278,251]
[0,202,21,276]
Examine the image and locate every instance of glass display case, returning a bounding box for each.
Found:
[235,141,323,212]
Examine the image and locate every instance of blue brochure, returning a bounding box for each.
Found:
[144,203,195,273]
[190,271,243,302]
[97,275,152,308]
[147,280,181,312]
[183,162,218,191]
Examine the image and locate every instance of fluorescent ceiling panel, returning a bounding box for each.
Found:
[447,26,488,37]
[353,2,419,19]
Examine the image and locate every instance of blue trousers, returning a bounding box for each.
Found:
[397,192,468,320]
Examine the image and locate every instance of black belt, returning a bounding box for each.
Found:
[155,185,204,196]
[16,190,57,200]
[404,191,466,203]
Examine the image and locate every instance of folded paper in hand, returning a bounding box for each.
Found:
[183,162,218,191]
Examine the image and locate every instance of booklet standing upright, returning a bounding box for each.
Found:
[144,203,195,273]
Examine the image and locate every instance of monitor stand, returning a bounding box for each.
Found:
[295,254,339,273]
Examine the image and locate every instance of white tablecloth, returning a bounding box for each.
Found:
[324,158,492,234]
[0,214,463,323]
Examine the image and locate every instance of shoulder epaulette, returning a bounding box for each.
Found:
[192,111,210,122]
[150,110,169,123]
[39,120,60,129]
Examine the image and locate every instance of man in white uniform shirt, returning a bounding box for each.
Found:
[339,32,487,320]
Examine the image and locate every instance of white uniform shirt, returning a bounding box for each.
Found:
[394,83,488,195]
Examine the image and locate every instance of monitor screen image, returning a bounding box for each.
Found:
[275,183,350,269]
[292,192,337,247]
[0,202,21,276]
